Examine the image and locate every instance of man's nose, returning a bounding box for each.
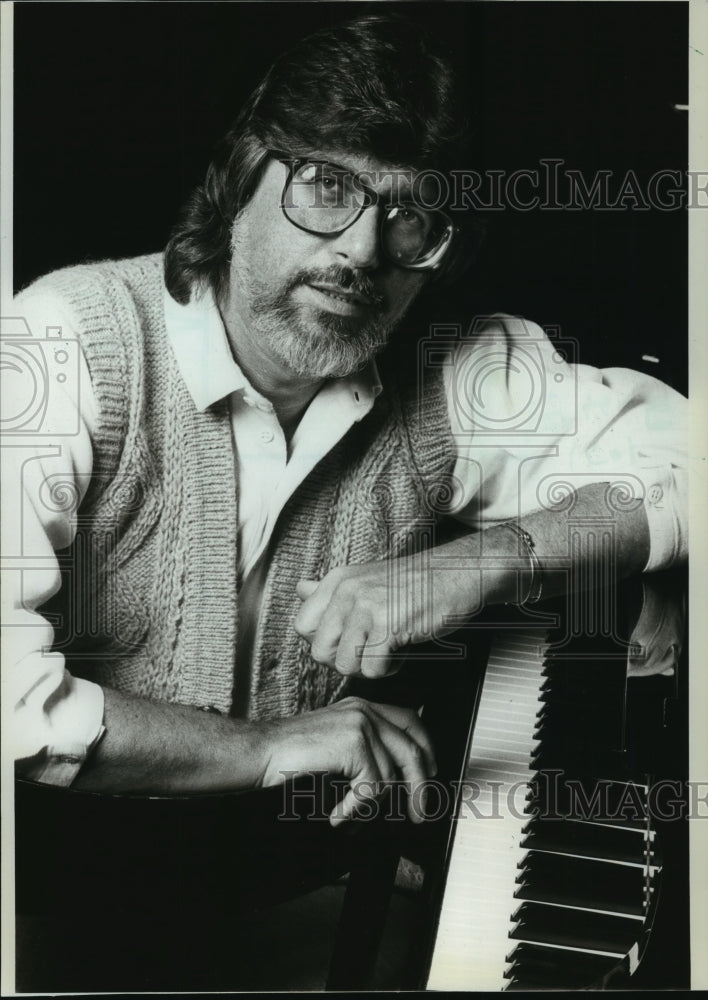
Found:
[332,207,381,269]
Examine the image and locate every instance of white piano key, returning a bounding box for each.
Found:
[427,626,656,991]
[427,631,548,991]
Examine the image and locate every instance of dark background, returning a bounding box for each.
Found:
[11,2,691,989]
[14,2,687,393]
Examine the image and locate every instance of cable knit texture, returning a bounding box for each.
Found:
[31,254,455,719]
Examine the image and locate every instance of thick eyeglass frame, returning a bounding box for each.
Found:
[269,150,458,271]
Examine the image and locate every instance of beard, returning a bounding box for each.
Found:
[232,240,399,378]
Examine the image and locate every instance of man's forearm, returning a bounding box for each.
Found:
[453,480,651,608]
[294,482,653,678]
[72,687,269,794]
[71,687,437,824]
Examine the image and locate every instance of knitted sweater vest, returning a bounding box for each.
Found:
[33,254,456,719]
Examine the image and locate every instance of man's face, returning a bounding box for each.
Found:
[225,151,429,379]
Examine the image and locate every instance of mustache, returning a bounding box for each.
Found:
[288,266,385,308]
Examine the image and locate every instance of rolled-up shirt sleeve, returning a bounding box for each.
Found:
[1,291,105,786]
[443,314,688,572]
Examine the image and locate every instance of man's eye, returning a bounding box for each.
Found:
[290,161,359,213]
[315,167,345,188]
[315,169,352,207]
[298,164,340,186]
[394,207,427,228]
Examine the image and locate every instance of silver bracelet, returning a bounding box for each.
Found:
[502,521,543,605]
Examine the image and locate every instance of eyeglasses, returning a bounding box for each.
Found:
[270,151,457,271]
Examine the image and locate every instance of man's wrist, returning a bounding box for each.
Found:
[71,688,274,795]
[498,521,543,605]
[440,529,534,610]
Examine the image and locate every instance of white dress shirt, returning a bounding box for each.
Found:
[1,283,688,785]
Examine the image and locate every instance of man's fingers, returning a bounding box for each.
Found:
[331,783,380,827]
[309,598,363,667]
[366,702,437,776]
[298,579,373,671]
[328,699,435,826]
[334,617,371,675]
[330,731,393,826]
[337,616,409,678]
[373,715,429,782]
[331,776,428,827]
[359,708,433,824]
[309,616,344,666]
[361,718,399,786]
[294,578,333,636]
[296,579,319,601]
[295,569,414,678]
[358,633,396,679]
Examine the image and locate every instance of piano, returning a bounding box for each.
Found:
[417,574,688,991]
[14,575,688,992]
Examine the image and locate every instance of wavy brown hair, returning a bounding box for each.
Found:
[164,13,479,305]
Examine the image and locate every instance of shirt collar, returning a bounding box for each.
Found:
[163,285,382,414]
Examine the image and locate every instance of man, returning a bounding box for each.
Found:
[3,12,687,831]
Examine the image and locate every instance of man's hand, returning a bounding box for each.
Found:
[258,696,436,826]
[295,482,654,682]
[74,689,435,826]
[295,555,479,679]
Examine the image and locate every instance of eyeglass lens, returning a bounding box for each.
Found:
[282,160,451,267]
[284,162,367,233]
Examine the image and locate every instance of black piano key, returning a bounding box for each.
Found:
[526,777,649,829]
[532,716,624,758]
[534,696,620,726]
[514,852,649,915]
[504,942,626,989]
[520,819,653,864]
[505,941,624,975]
[505,963,624,990]
[530,783,649,830]
[530,737,612,763]
[537,691,610,710]
[537,689,623,713]
[509,901,642,954]
[530,748,631,777]
[539,677,624,697]
[543,656,628,681]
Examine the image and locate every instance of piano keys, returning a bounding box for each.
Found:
[425,628,667,991]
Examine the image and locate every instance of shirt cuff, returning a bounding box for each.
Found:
[641,468,686,573]
[16,676,106,787]
[29,725,107,787]
[627,577,685,677]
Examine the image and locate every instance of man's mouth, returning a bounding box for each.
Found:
[307,283,378,308]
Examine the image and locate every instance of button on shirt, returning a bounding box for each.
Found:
[2,283,689,785]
